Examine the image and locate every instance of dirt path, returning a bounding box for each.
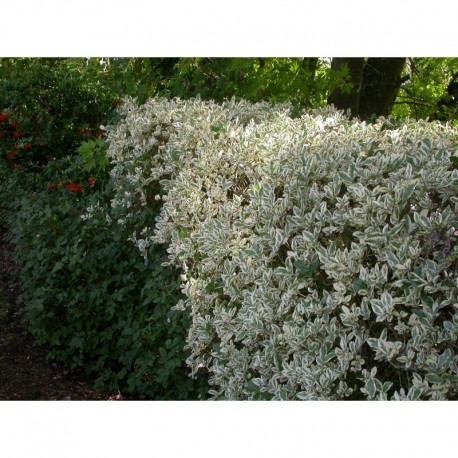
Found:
[0,231,119,400]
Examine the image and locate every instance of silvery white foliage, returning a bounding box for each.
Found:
[81,199,112,224]
[107,96,458,400]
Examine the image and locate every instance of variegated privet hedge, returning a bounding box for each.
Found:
[106,97,458,400]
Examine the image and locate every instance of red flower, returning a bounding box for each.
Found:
[14,144,20,149]
[12,130,24,138]
[0,114,8,122]
[49,184,57,191]
[24,144,32,150]
[60,180,68,186]
[87,178,95,186]
[9,121,17,128]
[7,151,18,161]
[66,182,83,193]
[78,128,90,135]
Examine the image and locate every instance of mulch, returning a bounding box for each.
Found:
[0,230,122,401]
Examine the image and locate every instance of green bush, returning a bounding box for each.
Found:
[108,97,458,400]
[0,58,117,166]
[0,155,208,399]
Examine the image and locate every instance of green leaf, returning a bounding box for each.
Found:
[302,230,314,242]
[420,292,433,308]
[210,124,223,133]
[294,259,320,279]
[338,171,353,184]
[413,309,431,328]
[51,261,64,274]
[408,386,424,400]
[425,374,443,384]
[352,277,367,292]
[422,138,432,150]
[374,378,383,392]
[246,380,260,393]
[437,348,452,368]
[323,350,336,364]
[400,182,416,205]
[365,379,376,398]
[381,292,393,308]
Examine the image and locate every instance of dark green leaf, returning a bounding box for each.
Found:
[294,259,320,279]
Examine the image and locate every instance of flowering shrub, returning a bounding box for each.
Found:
[0,113,31,171]
[0,59,118,166]
[107,97,458,400]
[0,153,208,399]
[48,179,95,193]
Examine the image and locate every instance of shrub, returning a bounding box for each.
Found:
[0,58,116,165]
[107,96,458,400]
[0,154,208,399]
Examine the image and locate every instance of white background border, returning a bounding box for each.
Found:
[1,0,457,56]
[1,1,457,456]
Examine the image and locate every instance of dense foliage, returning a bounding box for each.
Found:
[0,59,210,398]
[394,58,458,121]
[108,97,458,400]
[1,58,457,400]
[158,58,329,108]
[0,156,208,399]
[0,59,116,165]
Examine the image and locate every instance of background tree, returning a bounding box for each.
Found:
[359,58,407,120]
[2,57,457,161]
[327,58,407,120]
[434,73,458,120]
[327,58,365,116]
[157,58,331,109]
[393,58,458,121]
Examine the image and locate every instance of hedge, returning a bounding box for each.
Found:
[107,97,458,400]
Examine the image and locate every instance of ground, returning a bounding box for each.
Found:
[0,230,121,400]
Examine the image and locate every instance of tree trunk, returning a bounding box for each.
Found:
[327,58,365,117]
[358,58,406,120]
[302,58,319,107]
[328,58,406,121]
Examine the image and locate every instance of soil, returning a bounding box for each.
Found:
[0,230,122,401]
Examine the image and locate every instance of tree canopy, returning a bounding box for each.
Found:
[1,57,456,130]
